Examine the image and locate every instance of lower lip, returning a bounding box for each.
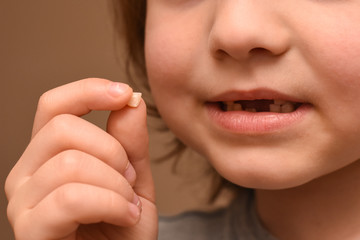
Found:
[206,103,312,134]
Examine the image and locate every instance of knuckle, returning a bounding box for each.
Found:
[105,141,126,165]
[37,90,54,113]
[6,199,16,225]
[78,78,90,96]
[78,78,105,95]
[54,150,84,178]
[4,174,14,200]
[55,184,83,213]
[47,114,75,140]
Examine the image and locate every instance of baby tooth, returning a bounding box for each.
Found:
[127,92,142,107]
[280,103,294,113]
[225,101,234,111]
[269,104,281,113]
[233,103,243,111]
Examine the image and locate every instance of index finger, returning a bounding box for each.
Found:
[32,78,133,138]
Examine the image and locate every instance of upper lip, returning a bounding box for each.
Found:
[207,88,306,103]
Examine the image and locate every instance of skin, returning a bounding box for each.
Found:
[5,79,158,240]
[145,0,360,239]
[6,0,360,239]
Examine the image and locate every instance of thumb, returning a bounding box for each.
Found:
[106,99,155,203]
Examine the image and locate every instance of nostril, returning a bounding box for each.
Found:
[212,46,281,61]
[214,49,230,59]
[249,47,273,56]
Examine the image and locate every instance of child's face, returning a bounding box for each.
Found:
[145,1,360,189]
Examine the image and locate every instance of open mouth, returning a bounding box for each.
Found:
[218,99,303,113]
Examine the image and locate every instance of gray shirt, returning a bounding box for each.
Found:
[158,191,277,240]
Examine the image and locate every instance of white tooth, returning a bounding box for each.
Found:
[233,103,243,111]
[280,103,295,113]
[269,104,281,113]
[127,92,142,107]
[245,108,257,112]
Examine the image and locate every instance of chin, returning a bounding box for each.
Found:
[204,149,323,190]
[226,169,316,190]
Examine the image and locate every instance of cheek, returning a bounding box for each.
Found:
[297,15,360,132]
[145,18,206,111]
[145,35,190,110]
[145,38,192,89]
[145,5,209,93]
[144,31,194,123]
[301,15,360,90]
[311,37,360,90]
[145,28,208,149]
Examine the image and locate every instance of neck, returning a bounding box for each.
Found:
[256,160,360,240]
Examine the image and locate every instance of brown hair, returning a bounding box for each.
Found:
[112,0,146,73]
[111,0,239,202]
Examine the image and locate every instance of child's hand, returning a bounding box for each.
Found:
[5,78,157,240]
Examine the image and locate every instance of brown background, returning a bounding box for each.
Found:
[0,1,223,239]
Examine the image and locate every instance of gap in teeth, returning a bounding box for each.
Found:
[220,100,299,113]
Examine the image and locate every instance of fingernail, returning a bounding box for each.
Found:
[124,162,136,184]
[128,202,140,220]
[108,82,129,97]
[132,192,140,205]
[132,193,142,212]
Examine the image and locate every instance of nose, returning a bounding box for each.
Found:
[209,1,290,61]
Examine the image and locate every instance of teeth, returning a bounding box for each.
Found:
[127,92,142,107]
[224,101,243,111]
[233,103,243,111]
[221,100,297,113]
[280,103,295,113]
[225,101,234,111]
[270,102,295,113]
[269,104,281,113]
